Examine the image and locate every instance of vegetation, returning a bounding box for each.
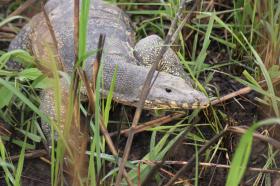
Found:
[0,0,280,185]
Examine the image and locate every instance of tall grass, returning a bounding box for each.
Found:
[234,0,280,70]
[226,118,280,186]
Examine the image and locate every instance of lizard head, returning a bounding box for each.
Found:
[134,72,209,109]
[101,60,208,110]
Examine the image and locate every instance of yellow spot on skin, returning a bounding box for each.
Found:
[170,101,177,107]
[155,99,162,104]
[182,103,189,108]
[192,102,199,106]
[145,100,152,104]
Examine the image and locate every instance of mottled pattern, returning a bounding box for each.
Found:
[8,0,209,144]
[43,0,137,73]
[134,35,193,86]
[40,79,70,146]
[101,59,208,109]
[7,24,32,70]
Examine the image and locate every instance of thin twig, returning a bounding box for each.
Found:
[0,121,11,136]
[7,0,37,18]
[42,4,64,71]
[70,0,83,133]
[142,160,187,183]
[228,126,280,149]
[141,160,280,175]
[92,34,105,95]
[0,0,12,5]
[10,149,47,161]
[211,76,280,106]
[0,32,16,41]
[115,1,198,184]
[84,34,106,115]
[170,0,201,44]
[109,113,185,137]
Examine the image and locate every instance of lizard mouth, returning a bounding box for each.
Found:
[143,99,209,110]
[110,95,209,110]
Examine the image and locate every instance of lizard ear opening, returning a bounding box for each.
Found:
[165,88,172,93]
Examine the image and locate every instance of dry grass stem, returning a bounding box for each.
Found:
[10,149,47,161]
[142,160,280,175]
[7,0,37,18]
[211,76,280,106]
[109,113,185,137]
[228,126,280,149]
[42,4,64,70]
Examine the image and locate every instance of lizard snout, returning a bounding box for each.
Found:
[140,72,209,109]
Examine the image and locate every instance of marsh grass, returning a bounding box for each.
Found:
[234,0,280,70]
[226,118,280,186]
[0,0,280,185]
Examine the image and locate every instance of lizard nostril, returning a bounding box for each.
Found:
[165,88,172,93]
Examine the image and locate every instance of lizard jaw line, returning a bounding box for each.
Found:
[108,94,209,110]
[144,100,210,110]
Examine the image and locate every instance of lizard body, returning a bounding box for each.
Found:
[8,0,209,143]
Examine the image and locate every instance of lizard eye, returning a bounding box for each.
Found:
[165,88,172,93]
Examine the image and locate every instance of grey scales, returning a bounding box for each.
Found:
[8,0,209,144]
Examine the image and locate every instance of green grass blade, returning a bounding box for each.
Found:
[0,138,15,185]
[127,119,189,184]
[94,63,103,175]
[88,120,97,185]
[103,65,118,127]
[0,50,35,69]
[0,16,26,27]
[226,118,280,186]
[194,13,214,77]
[14,126,29,186]
[212,13,247,50]
[78,0,91,65]
[226,128,253,186]
[0,86,14,109]
[241,33,279,116]
[16,128,41,142]
[0,78,49,124]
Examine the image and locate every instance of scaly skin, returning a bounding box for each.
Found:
[8,0,209,143]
